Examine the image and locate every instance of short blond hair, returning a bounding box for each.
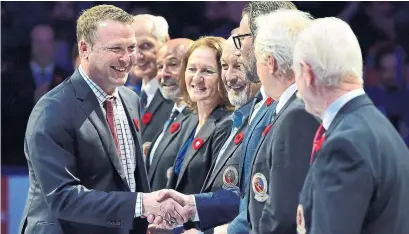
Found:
[77,5,134,45]
[133,14,169,44]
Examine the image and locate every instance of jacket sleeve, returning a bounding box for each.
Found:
[26,101,138,229]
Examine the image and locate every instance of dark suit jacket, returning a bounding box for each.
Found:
[201,99,254,193]
[299,95,409,234]
[147,109,198,191]
[2,64,70,166]
[167,106,232,194]
[247,94,319,234]
[19,70,150,234]
[140,90,173,145]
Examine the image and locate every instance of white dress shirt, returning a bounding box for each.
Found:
[322,89,366,130]
[249,86,267,124]
[141,78,160,107]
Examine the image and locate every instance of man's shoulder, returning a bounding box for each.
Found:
[119,86,140,104]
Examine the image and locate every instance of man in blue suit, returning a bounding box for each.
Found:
[294,17,409,234]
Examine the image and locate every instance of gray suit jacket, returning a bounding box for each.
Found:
[19,70,150,234]
[247,94,319,234]
[140,90,173,145]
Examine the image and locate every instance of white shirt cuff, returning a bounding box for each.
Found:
[193,196,200,222]
[135,192,143,218]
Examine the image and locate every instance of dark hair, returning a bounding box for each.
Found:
[248,1,297,35]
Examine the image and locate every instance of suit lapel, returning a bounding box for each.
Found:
[203,121,247,191]
[72,72,128,186]
[148,114,198,180]
[119,88,150,191]
[142,90,166,134]
[249,93,297,168]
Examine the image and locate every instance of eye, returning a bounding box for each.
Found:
[109,47,121,52]
[157,64,163,70]
[140,42,153,50]
[221,63,228,70]
[187,67,196,72]
[170,62,178,67]
[205,69,215,74]
[128,45,137,51]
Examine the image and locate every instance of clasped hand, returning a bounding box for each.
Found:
[142,189,196,229]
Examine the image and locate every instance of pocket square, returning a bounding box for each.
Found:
[132,118,140,132]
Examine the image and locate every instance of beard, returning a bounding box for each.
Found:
[159,78,180,100]
[227,86,251,107]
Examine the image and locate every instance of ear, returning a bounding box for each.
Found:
[300,60,315,88]
[267,55,277,75]
[79,40,90,59]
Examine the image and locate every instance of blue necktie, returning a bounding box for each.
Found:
[140,90,148,114]
[163,110,180,131]
[174,128,196,175]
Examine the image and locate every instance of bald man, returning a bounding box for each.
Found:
[146,38,199,191]
[131,15,174,154]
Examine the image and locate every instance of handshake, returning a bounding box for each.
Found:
[142,189,196,229]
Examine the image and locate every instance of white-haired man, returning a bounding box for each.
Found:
[131,14,173,159]
[244,9,319,234]
[294,17,409,234]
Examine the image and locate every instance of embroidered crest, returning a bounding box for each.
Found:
[166,167,173,180]
[192,138,204,150]
[222,166,239,189]
[141,112,152,125]
[169,122,180,134]
[252,173,269,202]
[296,204,306,234]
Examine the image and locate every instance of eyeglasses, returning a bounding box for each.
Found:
[232,33,252,50]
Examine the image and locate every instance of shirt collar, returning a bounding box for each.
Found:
[78,65,120,105]
[276,83,297,113]
[260,85,267,100]
[173,104,186,113]
[30,61,54,74]
[322,88,365,130]
[142,78,159,97]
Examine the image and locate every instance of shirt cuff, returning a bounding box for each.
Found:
[193,195,200,222]
[135,192,143,218]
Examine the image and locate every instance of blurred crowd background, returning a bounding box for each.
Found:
[2,1,409,167]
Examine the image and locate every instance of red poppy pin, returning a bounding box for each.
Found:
[141,112,152,125]
[262,123,273,137]
[192,138,204,150]
[234,132,245,145]
[169,122,180,134]
[132,118,140,131]
[265,97,273,106]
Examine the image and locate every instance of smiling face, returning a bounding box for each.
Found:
[221,38,259,106]
[81,19,137,93]
[131,20,160,80]
[156,39,192,100]
[185,46,220,103]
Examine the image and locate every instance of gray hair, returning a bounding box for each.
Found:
[133,14,169,44]
[255,9,313,74]
[293,17,363,87]
[248,1,297,36]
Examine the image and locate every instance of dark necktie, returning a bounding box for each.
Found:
[105,97,121,158]
[140,90,148,114]
[164,109,180,131]
[310,124,325,165]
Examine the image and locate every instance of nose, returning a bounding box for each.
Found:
[136,49,145,60]
[225,67,238,84]
[192,71,203,84]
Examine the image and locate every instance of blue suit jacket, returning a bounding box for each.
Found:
[299,95,409,234]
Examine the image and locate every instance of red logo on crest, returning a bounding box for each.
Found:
[132,118,140,131]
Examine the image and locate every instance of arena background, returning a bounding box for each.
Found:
[2,2,409,233]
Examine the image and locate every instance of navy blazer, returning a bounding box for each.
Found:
[19,70,150,234]
[247,94,319,234]
[299,95,409,234]
[147,110,198,191]
[140,90,173,146]
[167,106,232,194]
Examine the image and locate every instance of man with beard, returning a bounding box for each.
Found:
[131,14,173,159]
[146,38,198,191]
